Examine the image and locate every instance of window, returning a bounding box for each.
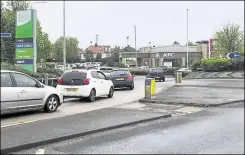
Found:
[91,71,99,78]
[61,71,87,85]
[98,72,106,79]
[111,70,130,77]
[1,73,13,87]
[12,73,37,87]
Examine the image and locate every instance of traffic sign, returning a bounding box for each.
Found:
[0,33,11,38]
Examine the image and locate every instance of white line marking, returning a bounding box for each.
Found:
[36,149,45,154]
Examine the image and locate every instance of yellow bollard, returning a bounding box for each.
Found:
[145,78,156,99]
[175,71,182,84]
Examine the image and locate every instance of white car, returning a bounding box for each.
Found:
[1,70,63,115]
[56,69,114,102]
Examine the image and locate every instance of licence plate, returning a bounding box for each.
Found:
[116,78,124,80]
[65,88,78,92]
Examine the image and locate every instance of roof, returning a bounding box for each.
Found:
[83,45,106,54]
[152,44,198,53]
[1,70,21,73]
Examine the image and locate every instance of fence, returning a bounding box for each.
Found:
[37,77,58,87]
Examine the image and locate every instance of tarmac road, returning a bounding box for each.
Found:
[14,101,244,154]
[1,76,175,128]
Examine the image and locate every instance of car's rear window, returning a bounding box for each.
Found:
[62,71,87,85]
[111,70,130,76]
[151,69,162,72]
[100,68,113,73]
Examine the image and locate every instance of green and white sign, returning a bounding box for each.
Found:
[15,9,37,72]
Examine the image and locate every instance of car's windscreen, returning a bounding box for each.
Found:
[151,69,162,72]
[110,70,130,77]
[62,71,87,85]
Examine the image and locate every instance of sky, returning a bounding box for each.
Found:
[31,1,244,49]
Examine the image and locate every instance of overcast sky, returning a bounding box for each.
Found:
[31,1,244,49]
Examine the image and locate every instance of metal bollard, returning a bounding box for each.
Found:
[145,78,156,100]
[45,74,48,85]
[175,71,182,84]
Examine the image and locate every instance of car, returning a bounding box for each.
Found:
[56,69,114,102]
[146,68,165,82]
[1,70,63,115]
[174,68,192,77]
[94,67,114,77]
[109,69,134,90]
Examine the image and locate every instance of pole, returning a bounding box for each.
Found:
[63,0,66,71]
[186,9,189,69]
[208,39,211,58]
[134,25,137,67]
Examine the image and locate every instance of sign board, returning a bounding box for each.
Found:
[15,9,37,73]
[0,33,11,38]
[163,62,172,68]
[163,53,174,57]
[226,51,240,59]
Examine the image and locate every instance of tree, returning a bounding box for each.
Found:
[52,36,79,63]
[173,41,180,45]
[214,23,244,56]
[186,41,195,46]
[84,50,94,62]
[95,53,102,62]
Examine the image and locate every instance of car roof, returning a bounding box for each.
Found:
[1,70,22,73]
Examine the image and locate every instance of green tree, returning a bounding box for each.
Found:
[214,23,244,56]
[186,41,195,46]
[95,53,102,62]
[52,36,79,63]
[173,41,180,45]
[84,50,94,62]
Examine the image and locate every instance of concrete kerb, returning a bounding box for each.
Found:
[184,77,244,80]
[138,99,245,108]
[1,114,171,154]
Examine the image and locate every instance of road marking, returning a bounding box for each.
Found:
[36,149,45,154]
[174,107,204,114]
[1,120,41,128]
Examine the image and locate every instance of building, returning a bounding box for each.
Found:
[80,45,111,61]
[120,41,209,68]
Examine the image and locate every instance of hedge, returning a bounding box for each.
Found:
[128,68,149,75]
[191,57,244,72]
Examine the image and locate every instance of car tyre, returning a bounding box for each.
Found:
[161,77,165,82]
[129,83,134,90]
[87,89,96,102]
[44,95,59,113]
[108,86,114,98]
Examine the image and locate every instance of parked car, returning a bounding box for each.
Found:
[109,69,134,90]
[1,70,63,115]
[146,68,165,82]
[56,69,114,102]
[94,67,114,77]
[174,68,192,77]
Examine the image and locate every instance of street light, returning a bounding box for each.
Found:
[186,8,189,69]
[63,1,66,71]
[134,25,137,67]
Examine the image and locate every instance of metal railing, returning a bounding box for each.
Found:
[36,77,58,87]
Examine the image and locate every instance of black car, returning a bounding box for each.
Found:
[146,68,165,82]
[109,70,134,90]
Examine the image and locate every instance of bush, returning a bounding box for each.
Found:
[128,68,149,75]
[191,60,201,71]
[200,57,230,72]
[228,57,244,71]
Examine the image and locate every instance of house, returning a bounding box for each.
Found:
[80,45,111,61]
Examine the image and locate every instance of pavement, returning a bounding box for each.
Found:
[139,79,244,107]
[13,101,244,154]
[184,71,244,79]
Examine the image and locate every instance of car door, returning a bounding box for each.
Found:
[1,72,18,113]
[11,73,46,109]
[90,71,103,96]
[97,71,110,95]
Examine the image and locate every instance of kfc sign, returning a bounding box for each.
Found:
[163,53,174,57]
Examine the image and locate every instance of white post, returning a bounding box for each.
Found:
[186,9,189,69]
[63,1,66,71]
[208,39,211,58]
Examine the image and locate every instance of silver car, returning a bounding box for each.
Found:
[1,70,63,115]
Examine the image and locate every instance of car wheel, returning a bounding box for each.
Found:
[44,95,59,113]
[162,77,165,82]
[87,89,96,102]
[129,83,134,90]
[108,86,114,98]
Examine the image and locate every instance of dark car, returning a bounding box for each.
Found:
[146,68,165,82]
[109,70,134,90]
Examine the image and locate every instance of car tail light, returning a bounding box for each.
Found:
[57,77,63,84]
[127,75,133,80]
[82,78,90,85]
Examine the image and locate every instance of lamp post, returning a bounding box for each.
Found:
[63,0,66,71]
[186,9,189,69]
[134,25,137,67]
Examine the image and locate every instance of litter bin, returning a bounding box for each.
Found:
[145,78,156,99]
[175,71,182,84]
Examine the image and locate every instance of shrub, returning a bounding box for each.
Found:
[191,60,201,71]
[228,57,244,71]
[200,57,230,72]
[128,68,149,75]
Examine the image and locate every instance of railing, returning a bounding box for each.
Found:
[36,77,58,87]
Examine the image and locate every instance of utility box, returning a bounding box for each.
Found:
[175,71,182,84]
[145,78,156,99]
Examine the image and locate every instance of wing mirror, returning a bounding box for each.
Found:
[35,82,44,88]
